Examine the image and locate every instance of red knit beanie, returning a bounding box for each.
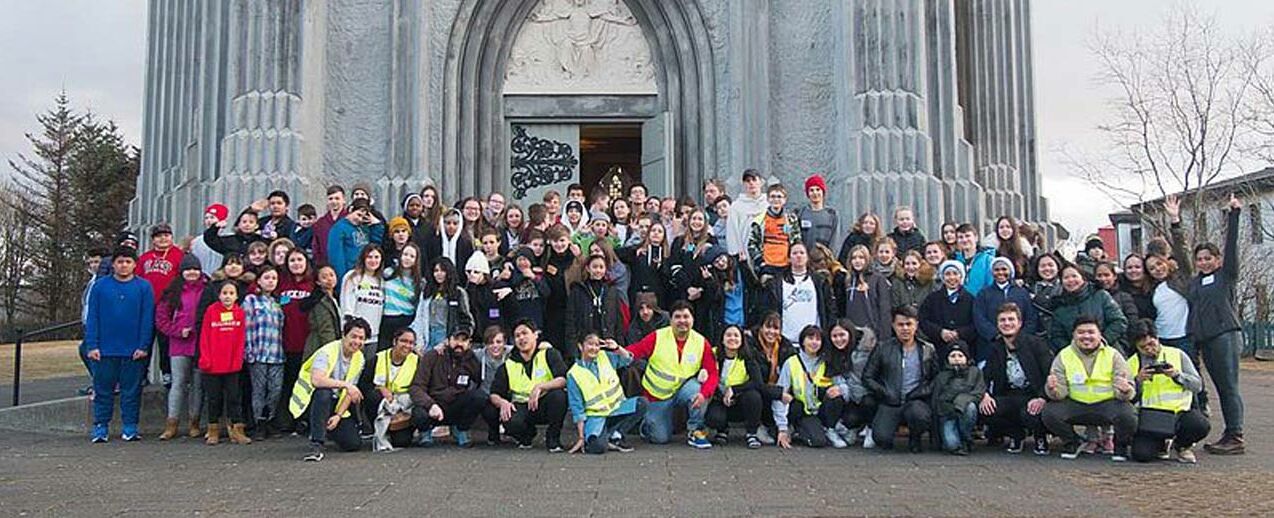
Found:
[804,174,828,194]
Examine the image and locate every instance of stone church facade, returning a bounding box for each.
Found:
[132,0,1055,239]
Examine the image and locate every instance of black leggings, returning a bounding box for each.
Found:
[841,397,878,429]
[203,372,243,424]
[705,388,763,434]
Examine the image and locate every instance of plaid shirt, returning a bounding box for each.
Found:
[242,293,285,364]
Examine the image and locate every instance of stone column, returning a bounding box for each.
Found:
[133,0,234,237]
[832,0,978,234]
[208,0,309,211]
[956,0,1045,230]
[727,0,771,187]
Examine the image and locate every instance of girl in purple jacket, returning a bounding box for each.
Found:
[155,254,208,440]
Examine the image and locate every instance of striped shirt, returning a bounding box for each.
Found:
[242,293,285,364]
[382,276,419,317]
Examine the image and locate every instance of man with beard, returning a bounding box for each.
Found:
[408,327,484,448]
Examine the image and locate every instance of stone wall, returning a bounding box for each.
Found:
[133,0,1054,243]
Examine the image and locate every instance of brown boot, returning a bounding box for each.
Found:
[1204,434,1246,455]
[228,423,253,445]
[158,418,179,441]
[205,423,222,445]
[187,418,202,439]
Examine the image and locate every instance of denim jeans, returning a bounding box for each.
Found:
[1200,330,1245,436]
[249,363,284,422]
[584,398,649,454]
[640,379,706,444]
[91,357,146,427]
[167,356,202,420]
[940,401,978,451]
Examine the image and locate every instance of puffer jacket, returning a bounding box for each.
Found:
[1047,283,1128,352]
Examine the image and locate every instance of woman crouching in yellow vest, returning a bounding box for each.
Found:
[370,327,420,452]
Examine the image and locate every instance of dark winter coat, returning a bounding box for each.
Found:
[931,364,986,418]
[887,227,926,255]
[1185,209,1242,342]
[842,269,893,339]
[1047,283,1128,352]
[982,333,1052,400]
[918,287,978,358]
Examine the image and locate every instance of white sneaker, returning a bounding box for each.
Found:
[861,428,876,449]
[825,427,848,449]
[755,427,777,445]
[834,422,852,440]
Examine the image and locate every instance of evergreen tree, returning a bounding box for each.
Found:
[70,114,138,255]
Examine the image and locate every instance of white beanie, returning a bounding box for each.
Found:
[938,260,966,280]
[990,256,1016,279]
[465,251,491,274]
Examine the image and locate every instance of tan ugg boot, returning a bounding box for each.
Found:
[228,423,253,445]
[205,423,222,445]
[187,418,202,439]
[158,418,179,440]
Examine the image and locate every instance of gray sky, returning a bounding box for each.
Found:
[1,0,1271,237]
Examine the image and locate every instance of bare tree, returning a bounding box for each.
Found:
[1244,27,1274,164]
[0,183,35,327]
[1066,3,1267,241]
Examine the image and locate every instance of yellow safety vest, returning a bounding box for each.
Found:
[1128,347,1192,413]
[374,349,419,395]
[506,350,554,404]
[787,354,831,414]
[568,352,625,417]
[641,327,706,400]
[290,340,365,419]
[1059,345,1117,404]
[723,356,750,387]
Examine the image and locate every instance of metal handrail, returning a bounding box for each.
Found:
[9,320,81,407]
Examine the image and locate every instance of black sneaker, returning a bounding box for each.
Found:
[303,443,325,462]
[547,442,565,453]
[1033,438,1050,456]
[1059,441,1083,460]
[517,441,534,450]
[1005,438,1023,454]
[608,438,635,453]
[746,434,762,449]
[712,431,728,445]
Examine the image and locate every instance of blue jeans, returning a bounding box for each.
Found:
[91,356,146,428]
[1200,331,1245,436]
[584,398,649,454]
[940,401,978,451]
[641,379,706,444]
[78,341,93,380]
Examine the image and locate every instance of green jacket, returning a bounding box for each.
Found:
[1046,284,1128,352]
[304,293,342,359]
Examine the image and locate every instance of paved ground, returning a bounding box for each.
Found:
[2,367,1273,517]
[1,375,90,407]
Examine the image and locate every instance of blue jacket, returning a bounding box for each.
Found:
[326,219,384,280]
[84,276,155,358]
[955,248,996,297]
[972,282,1038,345]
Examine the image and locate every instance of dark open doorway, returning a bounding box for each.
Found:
[579,124,642,200]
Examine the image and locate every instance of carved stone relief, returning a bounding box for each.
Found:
[504,0,657,95]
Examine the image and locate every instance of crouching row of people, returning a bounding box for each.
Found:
[289,301,1209,463]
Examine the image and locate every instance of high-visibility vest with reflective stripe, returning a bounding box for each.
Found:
[1059,345,1117,404]
[787,354,831,414]
[568,352,625,417]
[374,349,419,395]
[290,340,365,419]
[1128,347,1192,413]
[641,328,706,400]
[723,356,749,387]
[506,350,554,403]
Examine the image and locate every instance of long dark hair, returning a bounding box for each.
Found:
[160,268,203,313]
[822,319,857,377]
[428,256,459,296]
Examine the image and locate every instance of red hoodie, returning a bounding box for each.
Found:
[198,303,246,375]
[139,247,185,301]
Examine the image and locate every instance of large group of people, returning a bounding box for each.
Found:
[81,171,1247,463]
